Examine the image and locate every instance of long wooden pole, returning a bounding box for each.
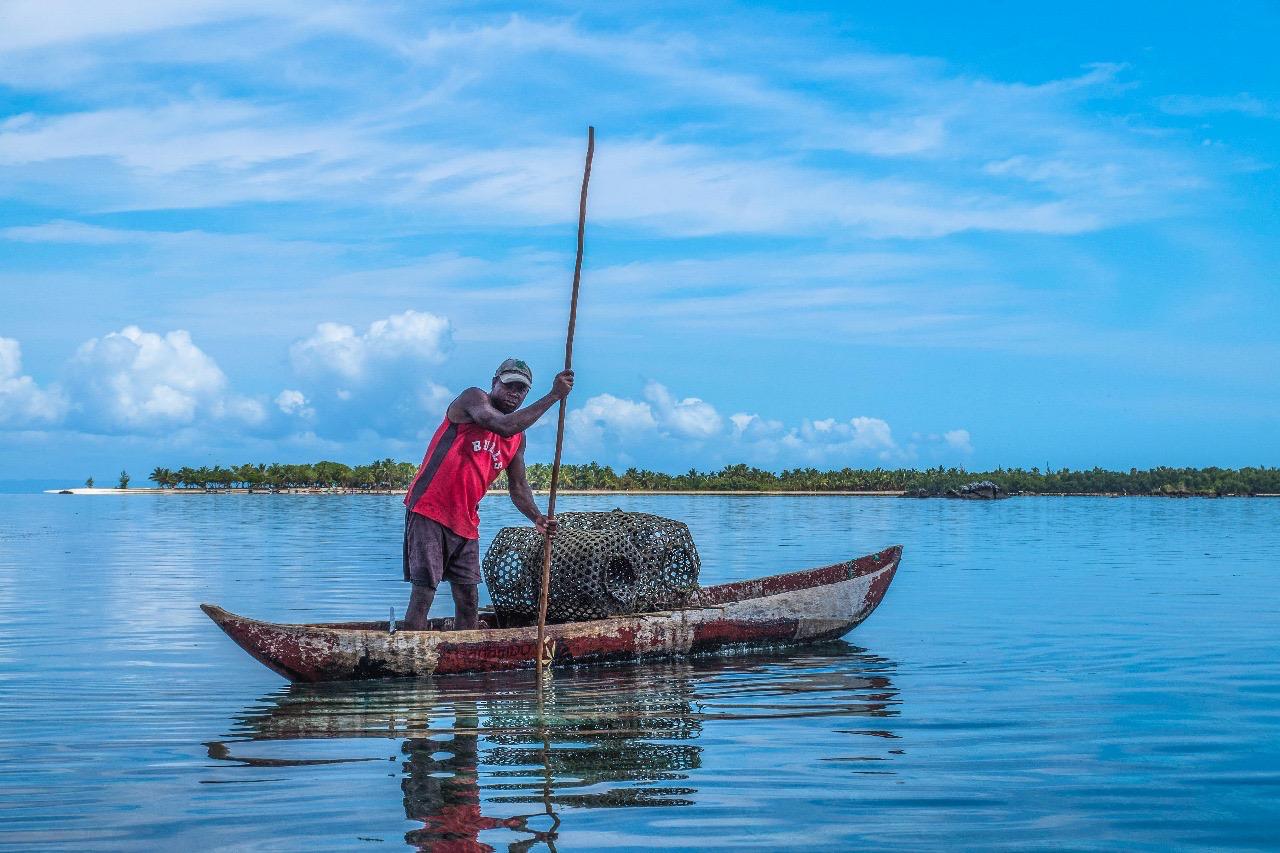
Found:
[536,126,594,688]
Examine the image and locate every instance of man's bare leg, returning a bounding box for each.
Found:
[451,583,479,630]
[404,583,437,631]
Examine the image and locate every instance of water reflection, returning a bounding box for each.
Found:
[402,703,559,852]
[207,644,899,851]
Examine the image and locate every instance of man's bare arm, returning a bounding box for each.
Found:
[507,438,557,535]
[449,370,574,437]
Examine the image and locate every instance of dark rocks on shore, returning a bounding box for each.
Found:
[901,480,1012,499]
[954,480,1009,499]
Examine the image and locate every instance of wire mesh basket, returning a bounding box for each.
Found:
[482,510,700,624]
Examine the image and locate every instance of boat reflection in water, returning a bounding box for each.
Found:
[208,643,899,851]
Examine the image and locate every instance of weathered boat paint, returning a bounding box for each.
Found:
[201,544,901,682]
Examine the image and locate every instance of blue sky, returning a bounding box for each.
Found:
[1,1,1277,481]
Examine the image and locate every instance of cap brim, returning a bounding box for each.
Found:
[496,372,531,387]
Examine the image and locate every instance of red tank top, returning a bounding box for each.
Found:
[404,417,524,539]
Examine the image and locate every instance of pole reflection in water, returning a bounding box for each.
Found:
[401,703,557,852]
[206,643,899,851]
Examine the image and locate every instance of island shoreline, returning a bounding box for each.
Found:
[41,487,1280,498]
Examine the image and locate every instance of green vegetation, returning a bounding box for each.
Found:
[148,460,419,491]
[502,463,1279,496]
[147,460,1280,496]
[85,476,94,488]
[117,470,130,489]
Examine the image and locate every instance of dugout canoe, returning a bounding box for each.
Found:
[201,544,901,683]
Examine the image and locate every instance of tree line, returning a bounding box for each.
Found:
[147,460,1280,496]
[506,463,1279,495]
[148,459,419,490]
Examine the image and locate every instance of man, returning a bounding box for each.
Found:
[402,357,574,631]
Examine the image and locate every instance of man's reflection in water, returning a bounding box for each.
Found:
[210,647,900,852]
[401,702,552,853]
[399,674,706,851]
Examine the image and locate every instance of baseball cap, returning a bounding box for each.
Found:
[495,357,533,387]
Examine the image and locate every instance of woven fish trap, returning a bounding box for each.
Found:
[482,510,700,624]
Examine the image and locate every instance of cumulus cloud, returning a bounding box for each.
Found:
[564,382,723,454]
[213,395,267,424]
[284,310,455,441]
[68,326,262,431]
[781,416,900,462]
[726,409,932,466]
[275,388,313,417]
[644,382,723,438]
[413,381,454,433]
[290,310,451,384]
[729,412,785,440]
[943,428,973,454]
[291,323,364,382]
[566,381,925,468]
[0,337,68,427]
[910,428,976,459]
[567,393,660,448]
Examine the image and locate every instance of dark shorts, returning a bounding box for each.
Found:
[403,510,481,588]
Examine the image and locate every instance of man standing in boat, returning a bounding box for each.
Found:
[402,358,574,631]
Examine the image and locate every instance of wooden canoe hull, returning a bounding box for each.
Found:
[202,544,901,682]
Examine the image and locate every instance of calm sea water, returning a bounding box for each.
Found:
[1,493,1277,851]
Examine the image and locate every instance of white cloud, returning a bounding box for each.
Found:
[944,428,974,454]
[0,108,1141,237]
[0,220,338,268]
[723,409,907,465]
[2,220,138,244]
[1158,93,1275,118]
[0,0,289,52]
[0,337,68,427]
[567,382,918,468]
[366,311,452,361]
[290,323,364,381]
[290,310,451,383]
[567,393,659,448]
[212,395,267,424]
[644,381,723,438]
[413,381,454,436]
[0,340,19,380]
[729,412,784,440]
[68,326,261,431]
[284,310,454,442]
[0,101,336,172]
[275,389,313,417]
[396,138,1115,239]
[790,416,899,461]
[0,8,1236,472]
[0,13,1200,238]
[565,382,723,453]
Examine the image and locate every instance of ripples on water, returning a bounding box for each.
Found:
[1,494,1278,850]
[204,648,898,850]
